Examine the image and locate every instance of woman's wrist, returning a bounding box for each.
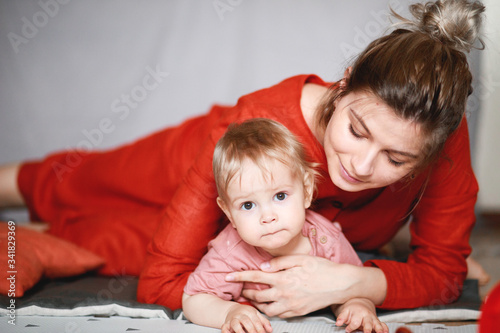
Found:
[343,265,387,306]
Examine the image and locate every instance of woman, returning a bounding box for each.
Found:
[0,0,486,316]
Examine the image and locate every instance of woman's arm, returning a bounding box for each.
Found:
[226,255,387,318]
[137,122,230,309]
[182,293,272,333]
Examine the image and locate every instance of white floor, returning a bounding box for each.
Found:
[0,316,478,333]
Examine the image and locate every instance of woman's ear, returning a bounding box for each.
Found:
[303,172,315,209]
[343,66,352,80]
[217,197,236,227]
[340,66,352,90]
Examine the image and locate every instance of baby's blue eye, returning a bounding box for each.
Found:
[274,192,287,201]
[241,202,255,211]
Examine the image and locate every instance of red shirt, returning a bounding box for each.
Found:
[19,74,478,310]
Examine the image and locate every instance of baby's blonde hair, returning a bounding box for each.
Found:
[213,118,319,204]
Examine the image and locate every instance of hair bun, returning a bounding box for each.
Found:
[396,0,485,52]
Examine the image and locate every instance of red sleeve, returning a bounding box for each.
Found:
[365,119,478,309]
[136,76,318,309]
[136,121,229,309]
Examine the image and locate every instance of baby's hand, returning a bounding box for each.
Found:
[222,303,273,333]
[335,298,388,333]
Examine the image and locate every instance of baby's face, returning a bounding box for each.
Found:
[218,158,311,256]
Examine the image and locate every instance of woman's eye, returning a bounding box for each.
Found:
[388,157,405,167]
[349,124,363,139]
[241,202,255,211]
[274,192,287,201]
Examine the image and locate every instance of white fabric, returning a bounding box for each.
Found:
[0,315,479,333]
[378,309,480,323]
[0,304,169,319]
[286,309,480,324]
[0,303,480,322]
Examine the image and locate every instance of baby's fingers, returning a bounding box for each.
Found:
[362,320,374,333]
[221,321,236,333]
[345,317,363,333]
[257,312,273,333]
[223,314,272,333]
[239,316,261,333]
[373,320,389,333]
[245,315,268,333]
[222,317,250,333]
[335,309,350,327]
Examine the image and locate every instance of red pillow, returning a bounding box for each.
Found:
[0,221,105,297]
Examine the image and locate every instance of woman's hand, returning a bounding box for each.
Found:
[225,255,372,318]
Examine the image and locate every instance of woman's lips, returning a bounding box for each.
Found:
[340,162,362,184]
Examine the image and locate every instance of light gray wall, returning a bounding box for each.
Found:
[0,0,492,214]
[0,0,415,160]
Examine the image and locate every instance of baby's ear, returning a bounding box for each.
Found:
[216,197,228,214]
[303,172,315,209]
[217,197,235,227]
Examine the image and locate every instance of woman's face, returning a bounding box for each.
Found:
[323,90,424,192]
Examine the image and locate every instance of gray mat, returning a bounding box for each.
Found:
[0,274,482,323]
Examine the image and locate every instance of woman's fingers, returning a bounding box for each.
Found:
[226,255,332,284]
[262,255,306,272]
[249,301,294,318]
[226,270,277,285]
[226,255,313,283]
[227,255,359,318]
[242,287,277,303]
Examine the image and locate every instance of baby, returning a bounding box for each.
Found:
[182,118,387,333]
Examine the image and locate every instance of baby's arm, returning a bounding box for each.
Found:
[332,298,388,333]
[182,292,273,333]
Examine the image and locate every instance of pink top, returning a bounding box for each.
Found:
[184,209,362,302]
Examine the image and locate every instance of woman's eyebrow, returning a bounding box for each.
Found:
[350,109,371,135]
[388,149,419,159]
[351,109,419,159]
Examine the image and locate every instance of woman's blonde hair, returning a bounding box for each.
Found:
[213,118,319,204]
[316,0,485,174]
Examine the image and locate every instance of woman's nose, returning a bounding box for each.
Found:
[351,149,376,177]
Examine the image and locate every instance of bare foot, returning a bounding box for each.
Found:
[378,243,395,258]
[467,256,491,286]
[22,222,49,232]
[0,162,25,208]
